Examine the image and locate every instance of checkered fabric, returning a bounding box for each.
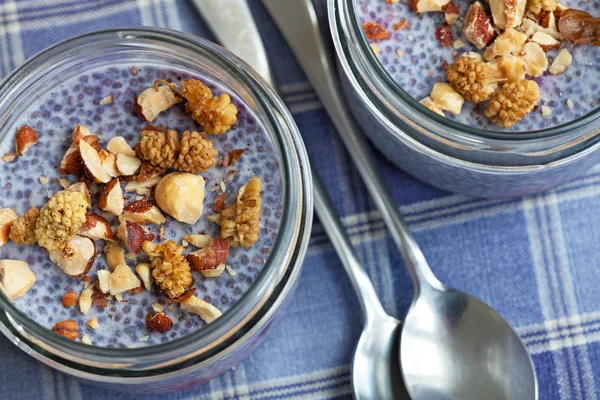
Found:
[1,1,599,399]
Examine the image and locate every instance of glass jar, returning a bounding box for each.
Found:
[0,28,312,393]
[329,0,600,198]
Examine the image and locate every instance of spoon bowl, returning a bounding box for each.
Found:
[401,287,537,399]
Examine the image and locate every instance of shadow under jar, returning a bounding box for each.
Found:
[329,0,600,198]
[0,28,312,393]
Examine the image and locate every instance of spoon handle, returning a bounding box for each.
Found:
[263,0,441,291]
[313,171,387,320]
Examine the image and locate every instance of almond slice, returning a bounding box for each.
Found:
[116,154,142,176]
[107,137,136,157]
[180,296,222,323]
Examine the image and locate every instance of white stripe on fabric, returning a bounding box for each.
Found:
[163,0,181,29]
[152,0,165,27]
[233,364,251,400]
[2,2,23,71]
[289,100,323,114]
[136,0,154,26]
[41,367,56,400]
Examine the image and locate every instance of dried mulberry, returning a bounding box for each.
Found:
[220,177,262,248]
[9,208,40,245]
[484,80,540,128]
[446,57,499,103]
[173,131,218,173]
[142,240,193,300]
[35,191,89,251]
[136,128,180,169]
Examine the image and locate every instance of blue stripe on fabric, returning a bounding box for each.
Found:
[6,0,125,23]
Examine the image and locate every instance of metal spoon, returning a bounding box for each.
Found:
[263,1,538,398]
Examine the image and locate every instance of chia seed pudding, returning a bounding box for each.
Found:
[356,0,600,132]
[0,65,283,348]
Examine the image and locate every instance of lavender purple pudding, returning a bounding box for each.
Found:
[0,65,283,348]
[356,0,600,132]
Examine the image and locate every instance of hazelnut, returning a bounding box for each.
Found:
[116,220,155,254]
[109,264,142,295]
[489,0,526,30]
[116,154,142,176]
[519,42,548,77]
[97,270,111,293]
[463,2,497,49]
[99,178,124,216]
[186,238,229,272]
[155,172,206,225]
[48,236,96,277]
[120,200,166,225]
[419,97,445,116]
[135,263,153,290]
[549,48,572,75]
[521,17,564,40]
[0,208,18,247]
[530,31,561,51]
[362,22,391,41]
[443,1,460,24]
[200,263,226,278]
[107,136,136,157]
[51,320,78,340]
[79,212,113,241]
[98,150,120,178]
[430,83,465,115]
[487,54,527,82]
[79,139,111,183]
[79,285,94,315]
[0,260,36,300]
[124,176,162,193]
[410,0,451,13]
[71,125,91,145]
[183,234,213,248]
[104,242,126,270]
[219,149,244,168]
[435,23,454,47]
[87,317,100,329]
[484,29,528,61]
[134,86,182,122]
[180,296,222,323]
[146,312,174,332]
[15,125,38,156]
[1,152,17,163]
[62,291,78,307]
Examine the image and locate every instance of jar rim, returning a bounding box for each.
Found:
[0,27,313,367]
[332,0,600,146]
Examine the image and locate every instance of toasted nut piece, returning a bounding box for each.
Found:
[62,291,78,307]
[186,238,229,272]
[180,296,222,323]
[135,263,153,290]
[138,162,166,182]
[116,154,142,176]
[484,29,528,61]
[489,0,526,30]
[72,125,91,145]
[109,264,142,295]
[120,200,166,225]
[97,270,111,293]
[124,176,162,192]
[530,31,561,51]
[67,182,91,205]
[48,236,96,277]
[370,43,381,58]
[1,152,17,163]
[107,137,136,157]
[549,48,572,75]
[443,1,460,24]
[104,242,126,270]
[0,260,36,300]
[410,0,451,13]
[60,145,84,175]
[430,83,464,115]
[155,172,205,225]
[522,17,564,40]
[0,208,18,247]
[15,125,38,156]
[99,178,124,216]
[435,23,454,48]
[488,54,527,82]
[183,234,213,248]
[146,312,174,332]
[79,213,113,241]
[463,2,497,49]
[519,42,548,77]
[52,320,78,340]
[419,97,445,116]
[80,139,111,183]
[201,263,226,278]
[98,150,120,178]
[87,317,99,329]
[79,285,94,315]
[219,149,244,168]
[362,21,391,41]
[116,220,155,254]
[539,10,558,31]
[134,86,182,122]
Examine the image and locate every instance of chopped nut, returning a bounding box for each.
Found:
[519,42,548,77]
[99,178,124,216]
[116,154,142,176]
[116,220,155,254]
[173,131,217,173]
[79,212,113,241]
[484,79,540,128]
[120,200,165,225]
[549,48,573,75]
[39,176,49,184]
[487,54,527,82]
[51,320,78,340]
[220,177,262,248]
[453,39,466,49]
[62,291,78,307]
[489,0,527,30]
[521,17,564,40]
[128,284,144,295]
[567,98,574,108]
[71,125,91,145]
[87,317,99,329]
[447,57,499,103]
[48,236,96,277]
[484,29,528,61]
[79,285,94,315]
[136,263,153,290]
[98,150,120,178]
[419,97,445,116]
[152,303,164,312]
[142,240,193,300]
[393,19,410,31]
[180,296,222,323]
[214,193,226,213]
[219,149,244,168]
[155,172,205,225]
[430,83,465,115]
[97,270,111,293]
[530,31,561,51]
[109,263,142,295]
[396,49,404,57]
[99,95,113,105]
[539,10,558,31]
[541,105,552,116]
[201,263,226,278]
[81,334,92,345]
[137,162,166,183]
[134,86,182,122]
[435,23,454,47]
[79,139,111,183]
[104,242,126,270]
[139,335,150,342]
[136,128,180,169]
[0,208,18,248]
[463,2,497,49]
[187,238,229,272]
[0,260,36,300]
[9,208,40,245]
[182,234,212,249]
[410,0,451,13]
[527,0,557,14]
[1,152,17,163]
[362,22,391,41]
[443,1,460,24]
[15,125,38,156]
[207,214,222,225]
[124,176,161,192]
[56,178,72,189]
[59,145,84,176]
[107,136,136,157]
[226,265,236,277]
[146,312,174,332]
[67,182,91,205]
[557,9,599,46]
[36,190,89,251]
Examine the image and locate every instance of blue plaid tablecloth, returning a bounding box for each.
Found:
[1,1,599,399]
